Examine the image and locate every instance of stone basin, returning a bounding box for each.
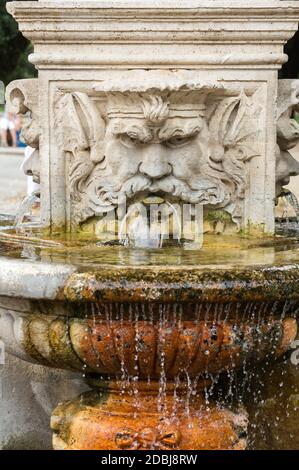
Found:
[0,230,298,450]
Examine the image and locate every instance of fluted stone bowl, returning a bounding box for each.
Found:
[1,254,298,379]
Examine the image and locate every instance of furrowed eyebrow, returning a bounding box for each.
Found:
[159,126,201,141]
[115,125,153,142]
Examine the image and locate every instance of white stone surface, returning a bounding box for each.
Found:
[0,353,88,450]
[287,146,299,201]
[0,259,76,300]
[35,1,299,5]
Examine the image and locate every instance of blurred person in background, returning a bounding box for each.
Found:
[0,110,17,147]
[14,114,26,148]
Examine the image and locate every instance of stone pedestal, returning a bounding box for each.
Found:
[51,382,248,451]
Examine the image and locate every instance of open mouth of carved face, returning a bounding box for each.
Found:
[90,176,218,248]
[94,175,224,209]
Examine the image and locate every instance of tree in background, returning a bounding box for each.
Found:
[0,1,37,86]
[280,29,299,80]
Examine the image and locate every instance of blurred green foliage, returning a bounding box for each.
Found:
[0,1,37,87]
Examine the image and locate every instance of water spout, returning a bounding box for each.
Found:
[278,189,299,224]
[14,190,40,228]
[118,200,181,249]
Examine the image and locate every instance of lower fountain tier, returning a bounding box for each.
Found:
[1,254,299,450]
[0,256,298,377]
[7,313,297,378]
[51,381,248,451]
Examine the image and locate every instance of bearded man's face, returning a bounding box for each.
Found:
[88,96,227,209]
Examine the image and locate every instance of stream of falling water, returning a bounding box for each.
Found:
[283,191,299,222]
[14,190,40,228]
[133,304,141,418]
[276,190,299,237]
[157,304,168,416]
[76,299,299,448]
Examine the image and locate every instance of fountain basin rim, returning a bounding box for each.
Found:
[1,256,299,303]
[0,257,76,301]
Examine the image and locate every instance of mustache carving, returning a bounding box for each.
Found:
[91,173,225,207]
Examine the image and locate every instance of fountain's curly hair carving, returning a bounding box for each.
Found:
[141,95,170,127]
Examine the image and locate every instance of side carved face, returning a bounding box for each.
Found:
[88,95,228,210]
[276,90,299,197]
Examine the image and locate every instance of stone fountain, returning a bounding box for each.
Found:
[1,0,299,450]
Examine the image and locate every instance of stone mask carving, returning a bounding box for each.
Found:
[56,80,261,228]
[276,80,299,197]
[90,92,225,208]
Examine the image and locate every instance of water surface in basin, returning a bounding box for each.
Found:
[2,222,299,269]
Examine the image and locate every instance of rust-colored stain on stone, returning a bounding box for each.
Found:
[51,385,248,450]
[21,312,297,378]
[16,293,297,451]
[61,266,299,304]
[11,263,299,451]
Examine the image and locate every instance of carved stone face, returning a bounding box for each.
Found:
[22,148,40,184]
[57,87,259,226]
[88,94,227,210]
[276,146,299,196]
[276,87,299,197]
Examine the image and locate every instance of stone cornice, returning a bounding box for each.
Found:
[6,1,299,70]
[28,53,289,69]
[6,1,299,17]
[7,2,299,42]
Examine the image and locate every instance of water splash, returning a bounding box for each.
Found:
[118,200,183,249]
[277,189,299,225]
[14,190,40,228]
[284,191,299,222]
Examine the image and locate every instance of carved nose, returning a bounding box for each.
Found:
[139,145,171,179]
[289,158,299,177]
[284,151,299,177]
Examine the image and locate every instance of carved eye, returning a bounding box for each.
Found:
[120,134,140,148]
[128,136,140,145]
[165,136,192,148]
